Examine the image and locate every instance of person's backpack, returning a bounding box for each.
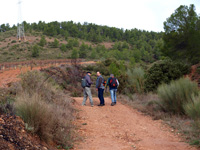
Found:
[99,76,106,87]
[103,80,107,86]
[109,77,117,87]
[81,77,86,88]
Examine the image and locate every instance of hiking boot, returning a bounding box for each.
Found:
[91,105,94,107]
[98,104,104,106]
[111,102,115,106]
[114,102,116,105]
[82,104,86,106]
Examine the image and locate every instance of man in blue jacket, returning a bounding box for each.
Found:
[82,72,94,107]
[107,74,119,106]
[96,71,105,106]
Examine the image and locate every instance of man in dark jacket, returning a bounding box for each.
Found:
[107,74,119,106]
[82,72,94,107]
[96,71,105,106]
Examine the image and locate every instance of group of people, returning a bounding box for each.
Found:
[82,71,119,107]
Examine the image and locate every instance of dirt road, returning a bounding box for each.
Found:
[73,97,196,150]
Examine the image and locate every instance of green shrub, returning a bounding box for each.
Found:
[9,44,19,50]
[158,78,199,114]
[196,66,200,74]
[73,38,79,47]
[184,94,200,139]
[71,48,79,59]
[90,49,96,59]
[25,41,29,45]
[2,52,8,55]
[116,73,128,94]
[127,67,145,94]
[11,40,16,43]
[16,93,51,138]
[103,58,117,67]
[60,43,67,52]
[79,42,89,58]
[175,62,191,75]
[15,92,73,146]
[31,44,40,57]
[109,62,120,77]
[0,91,15,115]
[145,59,190,91]
[52,38,59,48]
[66,39,74,49]
[96,44,106,53]
[39,35,46,47]
[184,94,200,120]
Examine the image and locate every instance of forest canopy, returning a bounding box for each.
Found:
[163,4,200,64]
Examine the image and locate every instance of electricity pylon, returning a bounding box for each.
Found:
[17,0,26,41]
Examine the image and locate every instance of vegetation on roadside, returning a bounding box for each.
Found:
[0,71,75,149]
[41,64,85,97]
[157,78,199,115]
[144,59,190,92]
[127,67,145,94]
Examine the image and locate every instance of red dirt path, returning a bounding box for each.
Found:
[0,67,39,88]
[73,97,197,150]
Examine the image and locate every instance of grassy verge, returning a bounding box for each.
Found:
[118,93,200,147]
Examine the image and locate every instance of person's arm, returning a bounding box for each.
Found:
[86,75,92,85]
[117,79,119,87]
[87,76,92,85]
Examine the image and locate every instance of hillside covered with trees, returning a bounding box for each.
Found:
[1,16,164,64]
[1,4,200,65]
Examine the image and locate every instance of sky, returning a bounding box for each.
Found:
[0,0,200,32]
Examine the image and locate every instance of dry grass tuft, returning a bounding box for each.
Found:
[157,78,199,115]
[14,70,74,148]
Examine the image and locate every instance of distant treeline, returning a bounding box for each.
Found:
[1,21,164,63]
[1,21,163,43]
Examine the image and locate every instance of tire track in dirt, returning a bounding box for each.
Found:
[73,97,196,150]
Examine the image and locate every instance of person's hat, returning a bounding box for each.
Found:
[87,71,92,74]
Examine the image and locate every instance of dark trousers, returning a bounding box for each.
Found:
[98,88,104,104]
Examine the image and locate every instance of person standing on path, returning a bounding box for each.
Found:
[96,71,105,106]
[82,72,94,107]
[107,74,119,106]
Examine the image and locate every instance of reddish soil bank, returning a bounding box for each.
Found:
[0,115,54,150]
[0,61,96,88]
